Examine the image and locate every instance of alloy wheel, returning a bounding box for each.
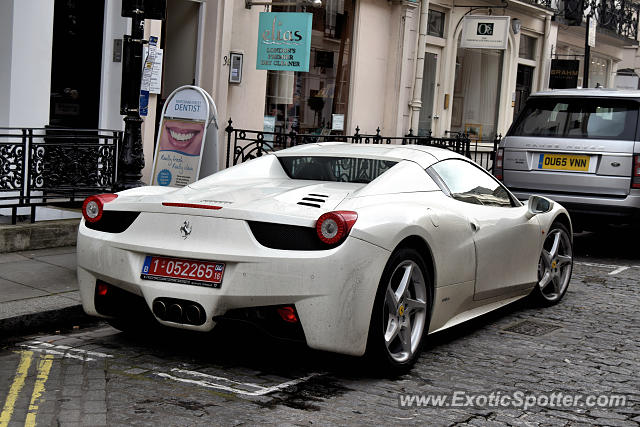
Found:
[382,260,428,363]
[537,226,573,301]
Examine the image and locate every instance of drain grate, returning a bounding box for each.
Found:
[502,319,562,336]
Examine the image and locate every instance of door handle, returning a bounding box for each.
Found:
[470,221,480,232]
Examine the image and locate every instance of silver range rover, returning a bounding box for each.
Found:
[495,88,640,229]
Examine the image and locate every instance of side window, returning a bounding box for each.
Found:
[430,159,514,207]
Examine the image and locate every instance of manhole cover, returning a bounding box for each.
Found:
[502,320,561,336]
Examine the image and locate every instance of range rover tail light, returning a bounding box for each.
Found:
[82,194,118,223]
[494,148,504,181]
[315,211,358,245]
[633,155,640,189]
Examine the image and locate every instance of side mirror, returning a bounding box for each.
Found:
[526,195,554,219]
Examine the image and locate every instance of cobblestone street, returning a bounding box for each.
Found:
[0,229,638,426]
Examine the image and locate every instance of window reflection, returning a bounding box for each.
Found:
[510,98,638,140]
[265,0,354,135]
[279,156,397,183]
[431,160,512,207]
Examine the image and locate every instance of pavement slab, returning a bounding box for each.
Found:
[0,278,48,303]
[0,246,90,339]
[0,260,77,293]
[32,253,78,271]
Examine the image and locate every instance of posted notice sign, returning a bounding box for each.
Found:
[151,87,213,187]
[257,12,312,72]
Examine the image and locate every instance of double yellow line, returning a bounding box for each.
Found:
[0,350,54,427]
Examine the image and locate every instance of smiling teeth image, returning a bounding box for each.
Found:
[169,129,195,141]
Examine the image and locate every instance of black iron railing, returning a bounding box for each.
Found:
[0,128,122,224]
[526,0,640,40]
[225,119,499,171]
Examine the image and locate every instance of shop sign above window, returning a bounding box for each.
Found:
[460,16,510,50]
[549,59,579,89]
[257,12,313,72]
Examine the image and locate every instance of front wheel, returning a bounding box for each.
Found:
[366,248,431,372]
[531,222,573,305]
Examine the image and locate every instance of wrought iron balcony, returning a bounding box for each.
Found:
[525,0,640,41]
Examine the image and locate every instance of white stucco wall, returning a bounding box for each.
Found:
[199,0,234,170]
[0,1,14,126]
[1,0,54,127]
[99,0,129,131]
[227,2,268,132]
[349,0,392,134]
[383,2,420,137]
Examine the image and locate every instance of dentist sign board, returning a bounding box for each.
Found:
[151,86,219,187]
[257,12,312,72]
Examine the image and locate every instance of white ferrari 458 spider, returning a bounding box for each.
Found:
[77,142,573,370]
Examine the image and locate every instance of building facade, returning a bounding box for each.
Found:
[1,0,638,186]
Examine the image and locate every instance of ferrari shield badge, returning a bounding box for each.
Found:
[180,220,192,239]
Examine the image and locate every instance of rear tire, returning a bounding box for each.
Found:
[530,222,573,306]
[365,248,432,373]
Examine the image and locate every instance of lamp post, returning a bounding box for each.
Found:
[117,1,145,190]
[117,0,166,190]
[563,0,594,88]
[583,13,591,88]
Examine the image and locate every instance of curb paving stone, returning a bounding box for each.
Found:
[0,244,97,340]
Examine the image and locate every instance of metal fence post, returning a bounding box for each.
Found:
[17,128,29,224]
[27,129,35,223]
[225,118,234,169]
[113,130,122,192]
[289,128,297,148]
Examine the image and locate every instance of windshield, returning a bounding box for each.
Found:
[509,97,639,140]
[278,156,398,183]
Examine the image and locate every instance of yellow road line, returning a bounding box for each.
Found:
[0,350,34,427]
[24,354,54,427]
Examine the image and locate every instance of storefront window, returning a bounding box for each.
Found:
[554,45,610,88]
[451,46,503,143]
[589,56,609,87]
[265,0,355,135]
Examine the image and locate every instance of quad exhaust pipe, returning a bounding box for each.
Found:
[185,304,203,324]
[152,298,205,325]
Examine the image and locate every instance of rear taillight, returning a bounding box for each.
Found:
[82,193,118,223]
[494,148,504,181]
[96,281,110,296]
[633,155,640,189]
[315,211,358,245]
[276,306,299,323]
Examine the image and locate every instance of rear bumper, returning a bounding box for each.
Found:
[77,216,390,357]
[509,188,640,222]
